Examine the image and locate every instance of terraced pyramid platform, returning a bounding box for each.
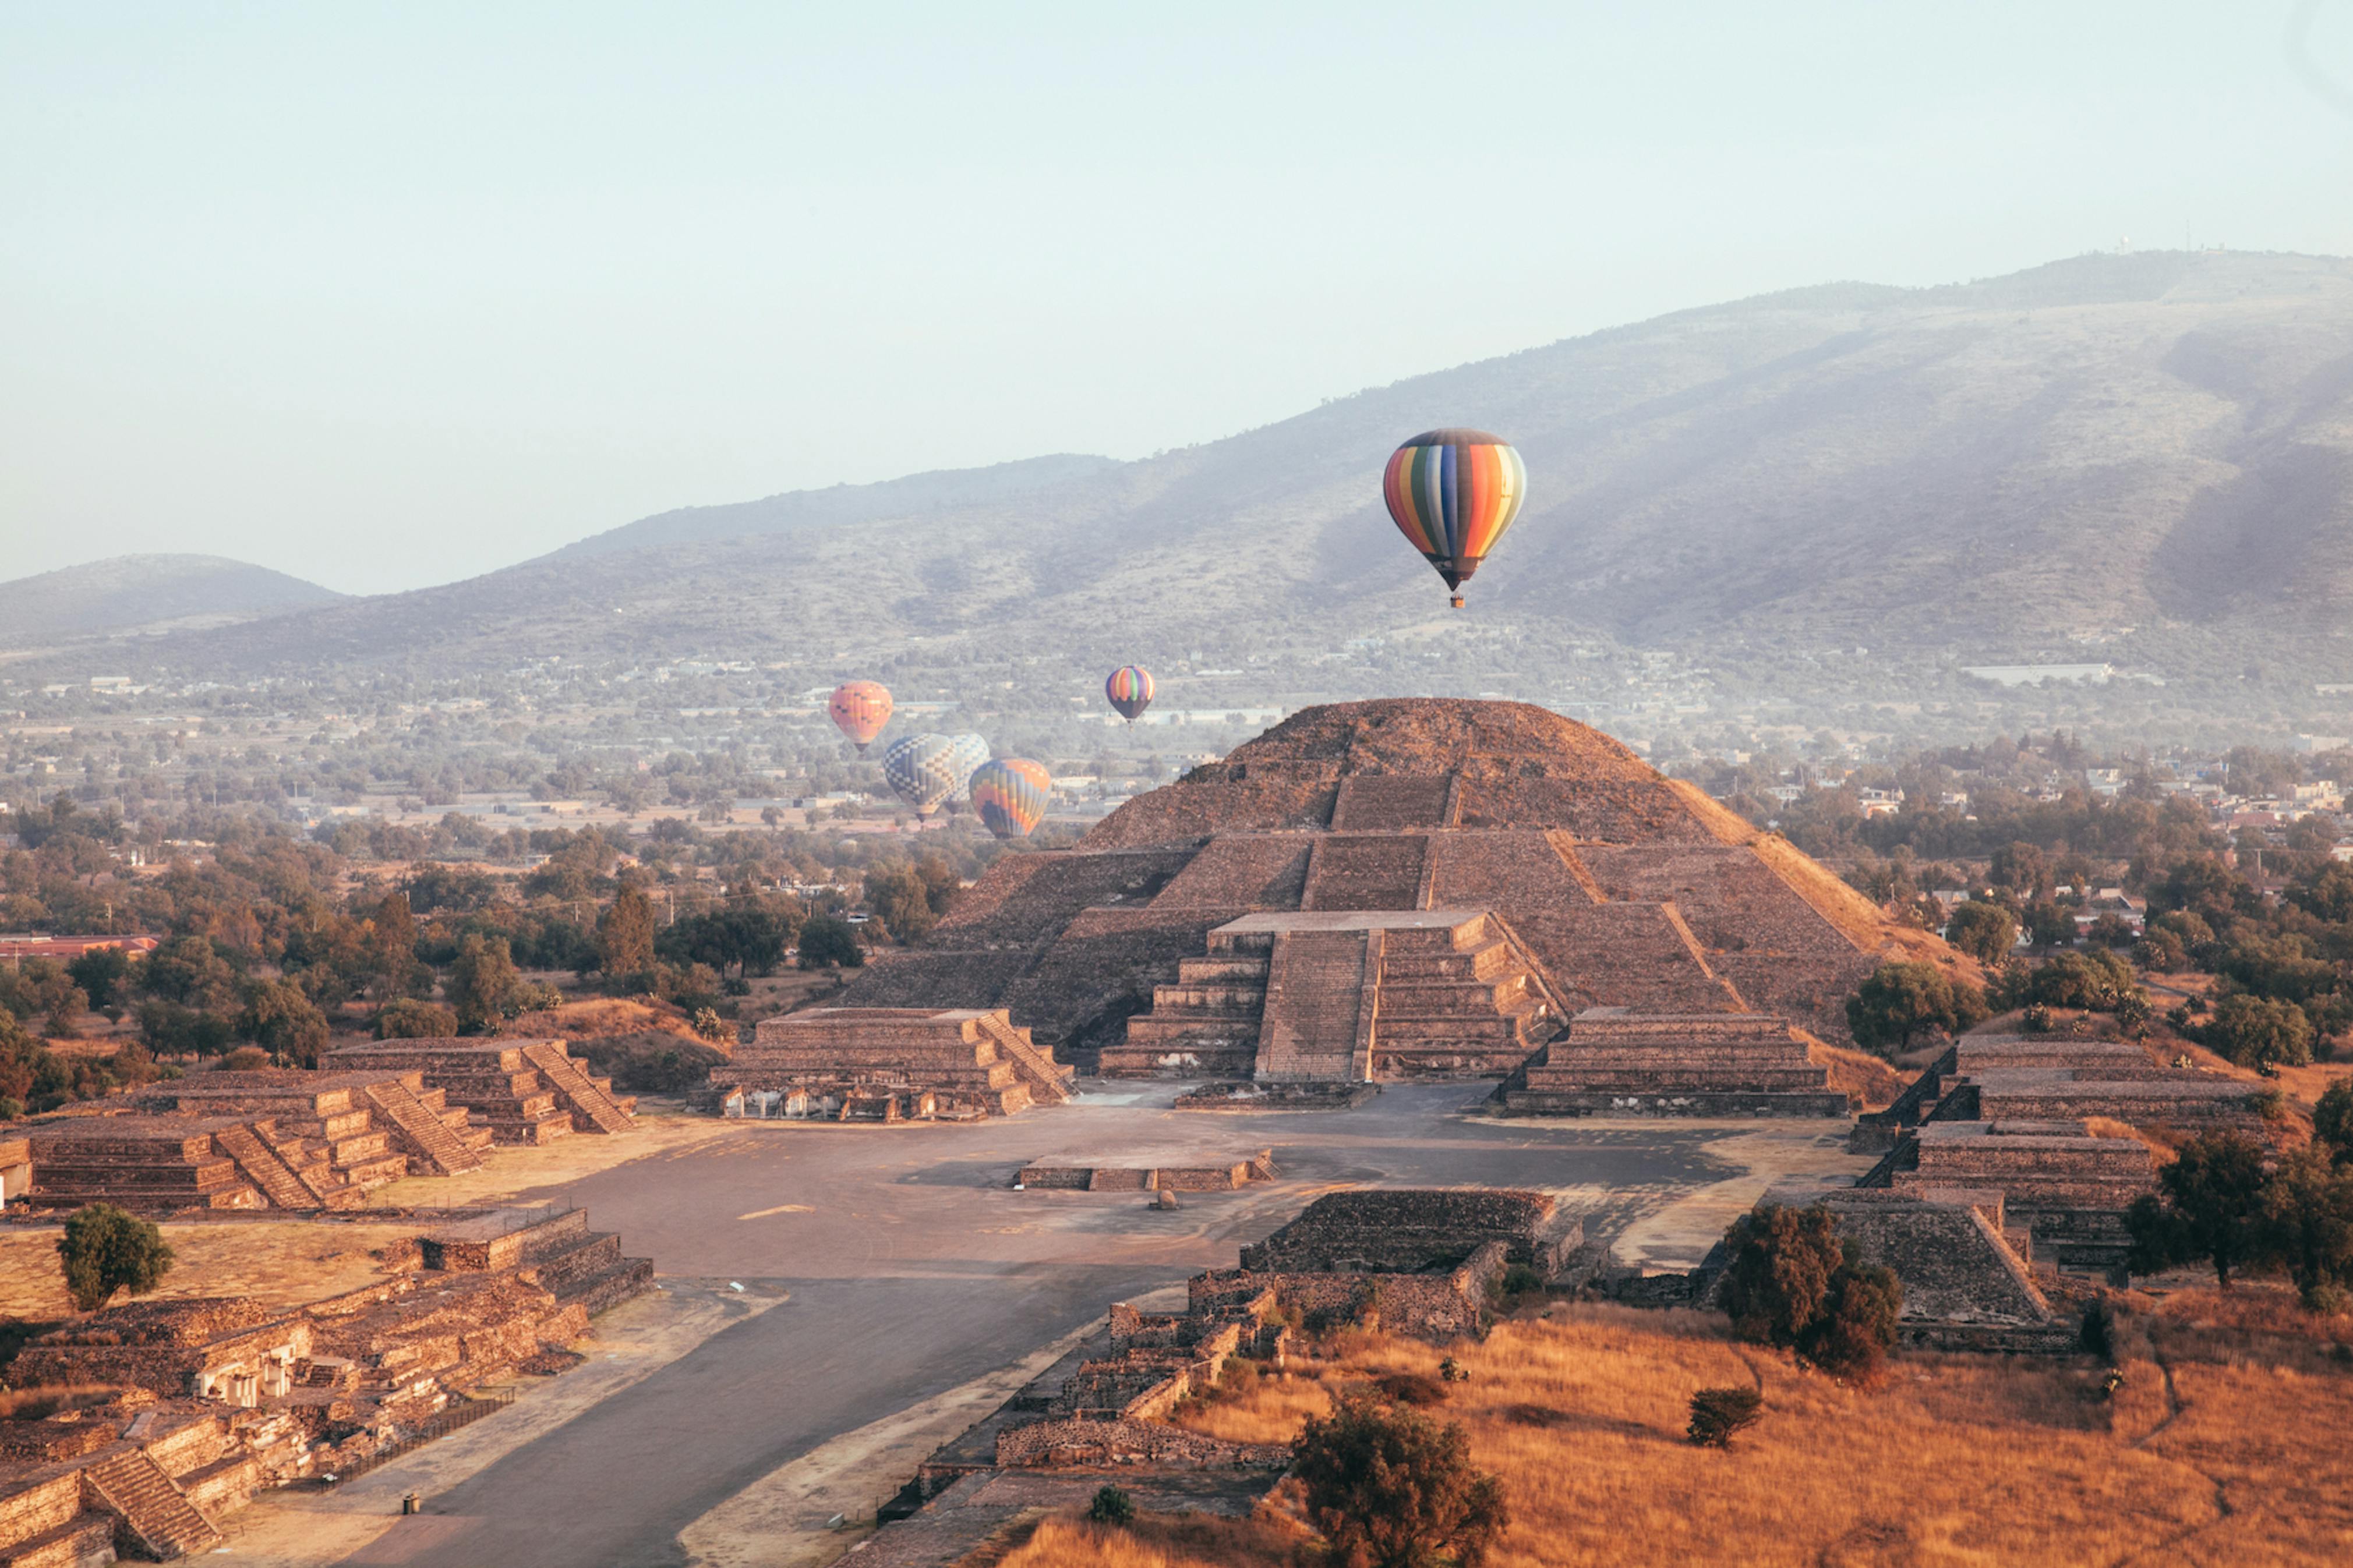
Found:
[837,700,1968,1089]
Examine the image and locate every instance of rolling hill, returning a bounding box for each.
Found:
[42,251,2353,702]
[0,554,347,651]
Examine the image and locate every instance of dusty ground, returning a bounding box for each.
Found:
[1011,1299,2353,1568]
[0,1218,419,1319]
[362,1106,737,1208]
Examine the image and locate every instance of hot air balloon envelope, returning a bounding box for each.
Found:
[970,758,1051,839]
[945,734,991,797]
[829,681,893,753]
[881,732,959,816]
[1105,666,1155,724]
[1381,430,1527,604]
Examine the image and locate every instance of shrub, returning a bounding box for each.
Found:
[375,997,459,1039]
[2199,994,2314,1072]
[58,1204,174,1312]
[219,1046,271,1072]
[1686,1386,1764,1447]
[1086,1485,1136,1527]
[1717,1204,1902,1379]
[1293,1393,1507,1568]
[1373,1371,1450,1407]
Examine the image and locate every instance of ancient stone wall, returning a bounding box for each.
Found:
[1238,1189,1574,1276]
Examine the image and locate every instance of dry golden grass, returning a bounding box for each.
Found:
[1027,1304,2353,1567]
[0,1220,416,1320]
[1806,1037,1907,1111]
[999,1515,1306,1568]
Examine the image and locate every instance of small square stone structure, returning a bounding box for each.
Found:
[1238,1187,1582,1278]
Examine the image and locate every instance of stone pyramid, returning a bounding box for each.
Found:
[837,699,1965,1088]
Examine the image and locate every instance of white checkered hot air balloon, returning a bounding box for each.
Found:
[881,733,960,817]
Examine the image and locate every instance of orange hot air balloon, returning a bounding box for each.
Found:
[828,681,892,753]
[1381,429,1529,608]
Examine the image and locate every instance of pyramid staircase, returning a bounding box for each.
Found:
[1106,909,1560,1082]
[1496,1009,1849,1117]
[969,1014,1076,1105]
[80,1448,222,1560]
[323,1040,628,1144]
[1102,930,1271,1078]
[359,1077,494,1175]
[1365,915,1559,1079]
[210,1121,367,1211]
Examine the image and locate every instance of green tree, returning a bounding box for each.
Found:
[796,915,865,969]
[596,884,658,978]
[863,863,939,944]
[58,1203,175,1312]
[2261,1148,2353,1312]
[1292,1392,1508,1568]
[2126,1130,2271,1288]
[1844,961,1988,1056]
[65,946,132,1010]
[365,890,421,999]
[2199,994,2314,1072]
[447,935,531,1033]
[1942,901,2018,967]
[235,978,331,1067]
[1716,1204,1902,1379]
[1989,841,2050,901]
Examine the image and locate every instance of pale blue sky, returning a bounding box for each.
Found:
[4,1,2351,593]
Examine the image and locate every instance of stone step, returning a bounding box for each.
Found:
[1533,1046,1818,1070]
[82,1447,222,1560]
[0,1513,116,1568]
[1500,1087,1852,1117]
[1176,958,1270,983]
[1524,1066,1836,1091]
[520,1042,638,1134]
[1148,983,1265,1011]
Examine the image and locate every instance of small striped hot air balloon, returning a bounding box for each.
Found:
[1381,429,1528,608]
[828,681,893,753]
[945,734,991,798]
[970,758,1051,840]
[1105,665,1155,724]
[881,732,959,817]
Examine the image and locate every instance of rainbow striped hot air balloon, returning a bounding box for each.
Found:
[970,758,1051,840]
[1105,665,1154,724]
[881,732,960,817]
[1381,429,1528,607]
[828,681,893,753]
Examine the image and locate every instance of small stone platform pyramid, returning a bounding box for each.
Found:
[714,1007,1072,1119]
[137,1069,493,1178]
[322,1038,636,1144]
[1495,1008,1847,1117]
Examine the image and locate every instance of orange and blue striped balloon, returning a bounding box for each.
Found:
[1381,429,1528,603]
[970,758,1051,839]
[1105,665,1155,724]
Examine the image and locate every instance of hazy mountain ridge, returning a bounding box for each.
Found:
[0,554,347,650]
[540,452,1120,563]
[35,251,2353,697]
